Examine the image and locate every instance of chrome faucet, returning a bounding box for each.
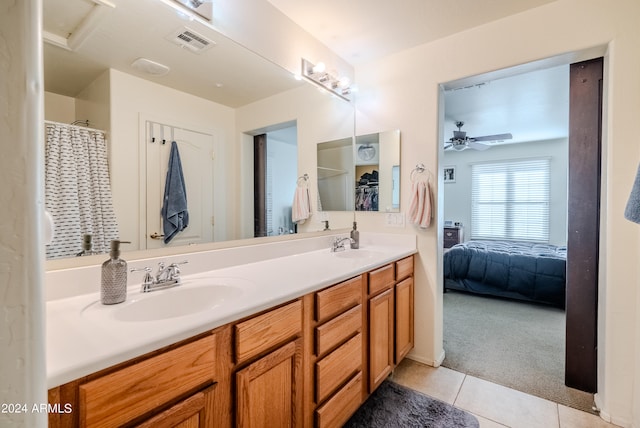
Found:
[331,237,355,253]
[131,260,188,292]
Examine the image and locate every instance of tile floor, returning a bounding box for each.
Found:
[391,359,620,428]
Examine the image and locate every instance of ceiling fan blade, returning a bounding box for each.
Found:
[470,133,513,142]
[468,141,491,151]
[444,143,453,150]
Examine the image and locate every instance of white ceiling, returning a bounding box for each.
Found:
[43,0,304,107]
[267,0,556,65]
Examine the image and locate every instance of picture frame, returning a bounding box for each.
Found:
[444,166,456,183]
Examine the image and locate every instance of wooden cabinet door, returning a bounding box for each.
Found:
[368,288,394,392]
[136,385,216,428]
[395,277,414,363]
[236,339,303,428]
[79,335,217,428]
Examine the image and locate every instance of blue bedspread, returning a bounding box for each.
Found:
[444,240,566,307]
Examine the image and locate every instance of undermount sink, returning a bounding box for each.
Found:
[332,249,381,260]
[83,282,244,322]
[114,285,242,322]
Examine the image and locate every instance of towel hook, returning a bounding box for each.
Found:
[411,163,429,182]
[297,173,309,185]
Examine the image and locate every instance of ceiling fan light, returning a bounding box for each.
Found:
[452,144,467,151]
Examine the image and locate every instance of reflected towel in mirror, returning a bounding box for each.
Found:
[162,141,189,243]
[292,186,311,224]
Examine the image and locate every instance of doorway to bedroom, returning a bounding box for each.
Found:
[439,57,602,412]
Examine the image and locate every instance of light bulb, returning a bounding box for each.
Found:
[312,62,326,74]
[338,76,350,88]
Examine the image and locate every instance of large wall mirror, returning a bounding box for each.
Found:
[43,0,354,263]
[317,129,400,212]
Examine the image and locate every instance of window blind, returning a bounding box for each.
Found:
[471,158,550,242]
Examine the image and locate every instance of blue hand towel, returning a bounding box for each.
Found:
[161,141,189,243]
[625,163,640,224]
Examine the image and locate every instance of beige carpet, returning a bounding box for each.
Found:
[442,290,595,413]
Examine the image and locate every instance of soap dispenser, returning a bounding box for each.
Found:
[101,240,129,305]
[350,221,360,249]
[76,234,98,256]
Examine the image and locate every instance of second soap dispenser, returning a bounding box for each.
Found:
[350,221,360,249]
[101,240,129,305]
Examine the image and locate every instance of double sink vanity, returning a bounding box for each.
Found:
[46,232,416,427]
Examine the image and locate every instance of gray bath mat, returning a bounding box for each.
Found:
[344,380,479,428]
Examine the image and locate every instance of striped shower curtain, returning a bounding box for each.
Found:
[45,123,119,259]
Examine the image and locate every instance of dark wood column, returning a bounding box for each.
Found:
[565,57,603,392]
[253,134,267,237]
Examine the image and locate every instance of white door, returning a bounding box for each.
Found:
[145,122,214,249]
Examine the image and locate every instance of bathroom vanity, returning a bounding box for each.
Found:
[46,233,415,427]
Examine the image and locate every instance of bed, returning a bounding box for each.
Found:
[444,240,566,308]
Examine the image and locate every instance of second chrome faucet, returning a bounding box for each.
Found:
[331,237,355,253]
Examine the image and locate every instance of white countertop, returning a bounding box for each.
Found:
[46,233,416,388]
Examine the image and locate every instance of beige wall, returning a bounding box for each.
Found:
[44,92,75,123]
[354,0,640,425]
[75,71,110,133]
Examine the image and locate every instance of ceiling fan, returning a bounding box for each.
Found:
[444,121,513,151]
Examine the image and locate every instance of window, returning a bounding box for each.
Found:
[471,158,550,242]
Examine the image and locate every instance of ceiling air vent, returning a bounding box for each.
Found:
[166,27,216,54]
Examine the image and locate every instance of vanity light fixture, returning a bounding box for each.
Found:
[171,0,213,21]
[301,58,353,101]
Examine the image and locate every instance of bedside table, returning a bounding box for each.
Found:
[444,227,463,248]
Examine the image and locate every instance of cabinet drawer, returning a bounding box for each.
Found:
[396,255,414,281]
[235,300,302,363]
[79,334,216,428]
[136,384,215,428]
[315,276,362,323]
[315,304,362,357]
[315,333,362,403]
[368,264,394,296]
[315,372,363,428]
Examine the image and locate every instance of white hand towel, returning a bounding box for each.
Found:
[420,181,433,228]
[408,181,421,224]
[292,186,311,224]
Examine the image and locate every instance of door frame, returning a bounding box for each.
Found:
[437,52,606,394]
[565,57,603,392]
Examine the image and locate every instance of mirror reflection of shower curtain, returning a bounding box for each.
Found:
[44,123,119,259]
